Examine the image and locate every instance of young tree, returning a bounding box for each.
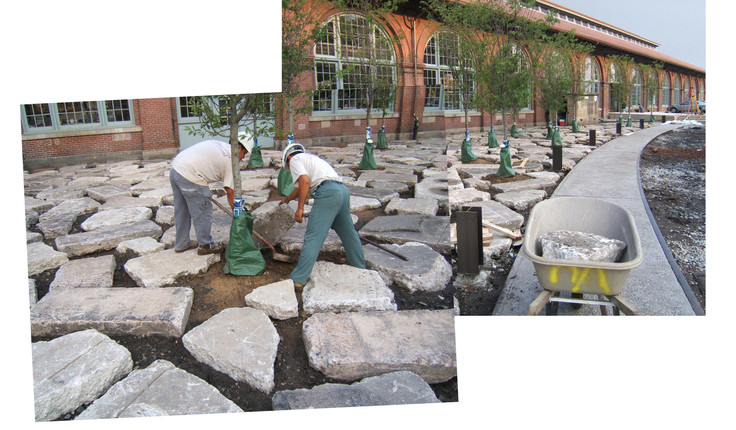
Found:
[184,94,274,198]
[281,0,326,145]
[608,55,634,113]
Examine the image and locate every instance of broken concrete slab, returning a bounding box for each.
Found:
[345,184,399,205]
[124,248,221,288]
[490,177,558,194]
[154,205,175,225]
[251,201,295,249]
[55,220,162,258]
[30,287,194,338]
[360,215,452,255]
[364,242,451,292]
[244,279,299,320]
[182,307,280,394]
[25,196,59,214]
[115,237,165,257]
[449,187,491,210]
[350,195,382,211]
[77,359,242,419]
[356,171,417,186]
[367,180,409,194]
[302,261,396,314]
[159,211,232,249]
[37,211,77,239]
[540,230,627,262]
[27,242,69,276]
[100,195,162,211]
[493,189,547,211]
[271,371,440,410]
[81,206,153,231]
[385,196,438,216]
[86,184,131,202]
[459,199,525,231]
[302,309,457,383]
[50,255,116,290]
[32,329,133,421]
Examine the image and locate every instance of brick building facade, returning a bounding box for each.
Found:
[20,0,705,169]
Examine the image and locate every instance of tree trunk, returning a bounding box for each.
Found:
[230,122,242,198]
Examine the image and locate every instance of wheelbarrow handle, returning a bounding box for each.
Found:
[359,235,410,261]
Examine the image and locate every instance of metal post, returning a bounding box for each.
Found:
[640,119,645,129]
[552,145,562,172]
[456,206,482,274]
[588,129,596,146]
[616,122,622,135]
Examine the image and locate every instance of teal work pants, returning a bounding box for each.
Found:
[290,181,366,285]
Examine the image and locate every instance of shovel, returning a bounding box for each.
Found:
[210,197,296,263]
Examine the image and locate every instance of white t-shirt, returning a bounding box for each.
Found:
[288,152,341,193]
[171,140,235,189]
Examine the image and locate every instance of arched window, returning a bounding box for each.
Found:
[683,77,691,104]
[423,31,474,112]
[673,76,681,106]
[661,73,671,107]
[581,56,600,95]
[312,13,397,114]
[647,70,658,109]
[510,43,532,111]
[630,68,642,109]
[609,62,623,112]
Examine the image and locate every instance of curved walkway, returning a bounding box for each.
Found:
[493,124,701,316]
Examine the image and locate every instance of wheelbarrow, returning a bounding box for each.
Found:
[522,197,643,315]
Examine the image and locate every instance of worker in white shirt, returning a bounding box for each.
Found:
[279,143,365,286]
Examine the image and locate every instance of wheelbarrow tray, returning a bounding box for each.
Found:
[522,197,643,296]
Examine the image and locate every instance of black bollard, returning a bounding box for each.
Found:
[456,206,483,274]
[552,145,562,172]
[589,129,596,146]
[616,121,622,135]
[661,115,666,123]
[640,119,645,129]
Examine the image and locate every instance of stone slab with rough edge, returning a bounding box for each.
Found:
[37,211,77,239]
[462,177,492,192]
[525,171,562,182]
[86,184,131,202]
[55,220,162,258]
[29,278,38,308]
[385,196,438,216]
[50,255,116,290]
[459,199,525,231]
[490,177,559,194]
[483,238,514,263]
[364,242,452,292]
[155,205,175,225]
[77,359,242,419]
[493,189,547,211]
[81,206,153,231]
[350,195,382,211]
[455,164,498,179]
[32,329,133,421]
[101,195,162,211]
[277,213,358,254]
[25,196,59,214]
[30,287,194,338]
[367,180,409,194]
[116,237,165,256]
[67,176,110,189]
[131,176,170,196]
[414,174,449,211]
[39,196,100,220]
[251,201,296,249]
[240,177,272,192]
[245,279,299,320]
[138,187,173,201]
[302,309,457,383]
[359,215,452,255]
[302,261,396,315]
[271,371,440,410]
[27,242,69,276]
[159,211,232,249]
[447,168,463,191]
[345,184,399,205]
[124,248,221,288]
[449,187,491,210]
[27,231,43,244]
[182,307,279,394]
[356,171,417,186]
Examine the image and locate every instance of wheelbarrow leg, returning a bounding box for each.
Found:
[546,291,560,316]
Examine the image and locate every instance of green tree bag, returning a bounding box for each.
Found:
[223,210,266,276]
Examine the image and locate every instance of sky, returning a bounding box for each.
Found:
[550,0,706,69]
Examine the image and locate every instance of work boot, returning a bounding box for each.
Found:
[175,241,198,253]
[197,244,221,255]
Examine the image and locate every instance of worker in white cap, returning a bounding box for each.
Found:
[279,142,365,286]
[169,132,253,255]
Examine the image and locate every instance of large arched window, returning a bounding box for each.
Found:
[581,56,600,95]
[683,77,691,104]
[312,13,397,114]
[673,76,681,106]
[423,31,474,112]
[647,70,658,109]
[609,62,624,112]
[661,73,671,107]
[630,68,642,109]
[511,43,532,111]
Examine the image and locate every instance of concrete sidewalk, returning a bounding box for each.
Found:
[493,124,701,316]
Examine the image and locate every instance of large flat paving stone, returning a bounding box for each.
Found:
[345,184,400,204]
[251,201,296,249]
[124,248,221,288]
[458,199,525,230]
[32,329,133,421]
[182,307,280,394]
[271,371,440,410]
[27,242,68,276]
[359,215,452,255]
[493,189,547,211]
[30,287,194,338]
[50,254,116,290]
[55,220,162,258]
[160,211,232,249]
[81,206,153,231]
[449,187,491,210]
[364,242,451,292]
[245,279,298,320]
[302,309,457,383]
[86,184,131,202]
[385,196,439,216]
[490,177,558,194]
[302,261,396,315]
[77,359,242,419]
[356,171,418,186]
